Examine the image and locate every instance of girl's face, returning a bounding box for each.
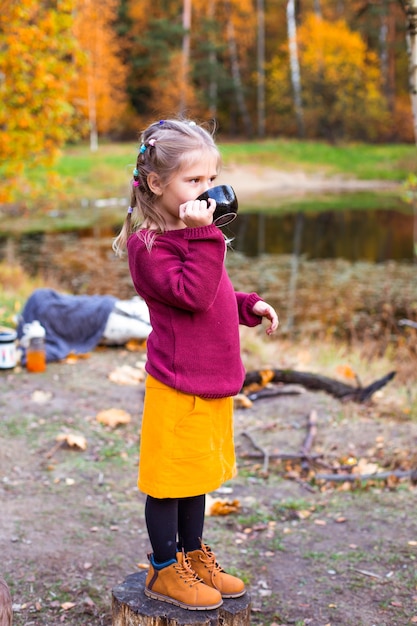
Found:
[154,150,219,229]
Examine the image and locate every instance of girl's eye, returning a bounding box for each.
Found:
[190,178,200,183]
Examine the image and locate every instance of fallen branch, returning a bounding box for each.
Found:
[247,388,301,401]
[243,369,396,403]
[299,410,318,473]
[240,411,321,476]
[241,431,269,475]
[314,469,417,483]
[240,451,324,462]
[300,410,317,456]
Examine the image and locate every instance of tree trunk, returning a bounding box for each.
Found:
[112,571,251,626]
[226,3,253,136]
[257,0,266,137]
[404,0,417,144]
[286,0,305,137]
[207,0,218,118]
[380,0,396,116]
[180,0,192,115]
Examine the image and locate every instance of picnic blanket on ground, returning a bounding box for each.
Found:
[17,288,118,363]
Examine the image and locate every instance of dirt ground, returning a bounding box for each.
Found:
[1,337,417,626]
[1,166,416,625]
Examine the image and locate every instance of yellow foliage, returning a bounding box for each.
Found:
[0,0,78,201]
[268,13,388,140]
[71,0,128,135]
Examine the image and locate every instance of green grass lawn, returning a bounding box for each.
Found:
[3,138,416,236]
[35,138,416,195]
[55,137,416,183]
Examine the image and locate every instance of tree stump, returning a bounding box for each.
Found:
[112,571,251,626]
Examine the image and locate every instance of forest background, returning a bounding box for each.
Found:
[1,0,417,206]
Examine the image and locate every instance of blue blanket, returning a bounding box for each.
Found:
[17,289,117,362]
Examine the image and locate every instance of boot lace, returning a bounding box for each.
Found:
[176,552,204,587]
[198,544,225,574]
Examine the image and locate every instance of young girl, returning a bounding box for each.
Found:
[113,118,278,611]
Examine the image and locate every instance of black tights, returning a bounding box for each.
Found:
[145,494,206,563]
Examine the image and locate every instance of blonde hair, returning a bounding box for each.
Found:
[112,119,221,256]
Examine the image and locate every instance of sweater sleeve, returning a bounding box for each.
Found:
[235,291,263,327]
[129,226,226,313]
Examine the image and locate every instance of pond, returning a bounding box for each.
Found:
[226,207,416,262]
[0,204,416,283]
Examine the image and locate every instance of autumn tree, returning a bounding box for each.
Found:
[71,0,129,148]
[0,0,78,203]
[268,13,389,141]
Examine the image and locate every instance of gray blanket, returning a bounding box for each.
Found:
[17,288,117,363]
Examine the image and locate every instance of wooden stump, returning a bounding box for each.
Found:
[112,571,251,626]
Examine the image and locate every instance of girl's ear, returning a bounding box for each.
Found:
[147,172,163,196]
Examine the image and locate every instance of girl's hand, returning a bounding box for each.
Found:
[179,198,216,228]
[252,300,279,335]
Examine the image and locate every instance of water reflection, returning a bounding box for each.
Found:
[228,208,415,261]
[0,208,415,276]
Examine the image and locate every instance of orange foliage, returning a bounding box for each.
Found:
[268,13,389,140]
[71,0,128,136]
[0,0,78,201]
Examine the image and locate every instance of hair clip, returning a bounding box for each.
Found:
[158,120,165,125]
[189,121,196,126]
[149,139,156,147]
[133,168,138,176]
[139,144,147,154]
[133,180,140,187]
[127,206,133,214]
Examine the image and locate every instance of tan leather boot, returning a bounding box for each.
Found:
[145,551,223,610]
[187,543,246,598]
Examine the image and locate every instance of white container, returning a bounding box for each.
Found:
[0,329,17,369]
[21,321,46,373]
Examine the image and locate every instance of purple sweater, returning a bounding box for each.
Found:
[127,224,262,398]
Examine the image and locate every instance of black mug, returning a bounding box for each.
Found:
[196,184,238,227]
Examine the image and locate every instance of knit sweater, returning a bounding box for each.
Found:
[127,224,262,398]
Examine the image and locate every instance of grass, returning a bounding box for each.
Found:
[218,138,416,180]
[5,138,415,228]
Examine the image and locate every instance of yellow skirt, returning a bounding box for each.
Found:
[138,375,236,498]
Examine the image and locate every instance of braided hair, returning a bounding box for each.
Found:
[112,119,220,256]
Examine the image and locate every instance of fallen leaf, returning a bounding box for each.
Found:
[210,499,240,516]
[233,394,253,409]
[108,364,145,385]
[64,353,91,363]
[336,363,357,380]
[125,339,147,351]
[56,433,87,451]
[205,494,240,516]
[31,390,52,404]
[83,596,96,608]
[96,408,131,428]
[260,369,275,386]
[353,458,380,475]
[60,602,76,611]
[137,562,150,570]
